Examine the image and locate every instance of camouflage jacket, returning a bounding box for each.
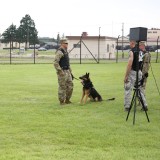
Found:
[142,52,151,75]
[53,48,71,73]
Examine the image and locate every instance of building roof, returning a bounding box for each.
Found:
[66,36,117,41]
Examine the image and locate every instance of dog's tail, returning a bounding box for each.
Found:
[106,97,115,101]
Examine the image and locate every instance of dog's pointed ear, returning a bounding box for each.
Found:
[87,73,89,78]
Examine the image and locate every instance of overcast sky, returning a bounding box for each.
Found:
[0,0,159,38]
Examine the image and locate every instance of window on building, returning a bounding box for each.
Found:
[73,44,81,48]
[153,31,157,33]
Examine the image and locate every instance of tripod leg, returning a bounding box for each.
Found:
[133,89,138,125]
[126,89,136,121]
[138,89,150,122]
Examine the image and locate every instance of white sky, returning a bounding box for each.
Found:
[0,0,160,38]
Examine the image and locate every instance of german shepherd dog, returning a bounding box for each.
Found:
[79,73,102,104]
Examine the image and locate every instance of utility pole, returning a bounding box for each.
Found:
[116,35,120,63]
[98,27,101,63]
[10,33,12,64]
[122,22,124,58]
[156,36,159,63]
[57,32,60,46]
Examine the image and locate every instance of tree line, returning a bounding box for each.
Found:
[1,14,39,50]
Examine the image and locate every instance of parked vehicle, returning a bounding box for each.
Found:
[155,49,160,52]
[29,44,40,49]
[38,47,47,51]
[145,46,155,52]
[19,48,25,54]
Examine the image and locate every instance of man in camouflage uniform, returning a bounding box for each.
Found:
[124,40,148,111]
[139,42,151,95]
[53,39,73,105]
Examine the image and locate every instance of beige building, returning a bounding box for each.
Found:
[66,32,117,59]
[0,42,25,49]
[117,28,160,49]
[147,28,160,46]
[147,28,160,39]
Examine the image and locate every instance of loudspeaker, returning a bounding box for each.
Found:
[130,27,147,41]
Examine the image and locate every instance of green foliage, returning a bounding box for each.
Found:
[1,24,17,44]
[1,14,38,49]
[20,14,38,46]
[0,63,160,160]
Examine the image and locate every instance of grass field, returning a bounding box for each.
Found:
[0,63,160,160]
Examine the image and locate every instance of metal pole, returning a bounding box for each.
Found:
[27,25,29,50]
[122,23,124,58]
[116,35,120,63]
[10,34,12,64]
[80,35,82,64]
[98,27,101,63]
[34,34,35,64]
[156,36,159,63]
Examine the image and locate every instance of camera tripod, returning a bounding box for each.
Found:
[126,84,150,124]
[126,41,150,125]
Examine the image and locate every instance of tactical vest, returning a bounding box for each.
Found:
[131,47,142,71]
[58,48,70,70]
[131,47,137,71]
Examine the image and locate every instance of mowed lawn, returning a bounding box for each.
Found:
[0,63,160,160]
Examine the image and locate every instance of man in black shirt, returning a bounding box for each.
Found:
[124,40,148,111]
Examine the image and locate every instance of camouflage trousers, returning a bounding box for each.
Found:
[124,70,147,109]
[57,70,73,102]
[141,77,148,96]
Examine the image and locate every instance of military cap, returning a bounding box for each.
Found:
[139,41,145,46]
[60,39,68,44]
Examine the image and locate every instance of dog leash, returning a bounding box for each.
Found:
[71,74,79,81]
[72,76,79,81]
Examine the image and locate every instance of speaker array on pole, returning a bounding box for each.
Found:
[130,27,147,41]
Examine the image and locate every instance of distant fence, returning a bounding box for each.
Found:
[0,50,127,64]
[0,49,159,64]
[0,53,54,64]
[0,48,118,64]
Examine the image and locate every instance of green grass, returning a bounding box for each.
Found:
[0,63,160,160]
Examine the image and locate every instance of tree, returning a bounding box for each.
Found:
[20,14,38,50]
[2,24,17,49]
[1,14,39,50]
[16,26,25,49]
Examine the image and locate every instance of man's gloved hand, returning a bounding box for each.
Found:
[140,78,144,86]
[144,72,148,78]
[71,73,74,80]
